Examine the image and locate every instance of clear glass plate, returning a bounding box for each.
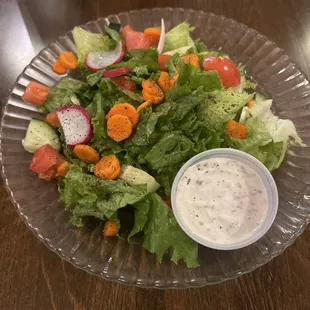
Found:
[1,8,310,288]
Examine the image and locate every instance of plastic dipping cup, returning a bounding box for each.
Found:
[171,148,279,250]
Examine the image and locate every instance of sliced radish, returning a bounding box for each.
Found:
[56,106,93,146]
[85,40,125,71]
[157,18,165,54]
[104,67,131,78]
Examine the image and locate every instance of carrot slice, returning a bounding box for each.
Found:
[158,54,171,71]
[226,120,248,139]
[142,79,164,104]
[106,103,139,127]
[144,28,161,46]
[182,54,200,69]
[73,145,100,163]
[158,71,172,92]
[247,100,256,107]
[59,51,78,70]
[94,155,121,180]
[107,114,133,142]
[44,111,60,128]
[52,60,66,74]
[57,161,72,177]
[137,100,152,113]
[104,221,117,236]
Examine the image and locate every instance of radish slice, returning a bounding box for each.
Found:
[104,67,131,78]
[56,106,93,146]
[85,40,125,71]
[157,19,165,54]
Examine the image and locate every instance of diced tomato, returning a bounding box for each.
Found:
[158,54,171,71]
[202,56,241,87]
[22,81,50,106]
[121,25,153,51]
[111,76,137,92]
[30,144,65,180]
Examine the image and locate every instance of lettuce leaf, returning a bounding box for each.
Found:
[72,27,115,68]
[227,117,285,170]
[44,78,90,112]
[166,59,222,100]
[248,99,305,146]
[197,88,253,130]
[130,193,199,268]
[164,22,196,52]
[59,166,147,226]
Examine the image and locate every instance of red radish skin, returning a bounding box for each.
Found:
[85,40,125,71]
[104,67,131,78]
[56,106,93,146]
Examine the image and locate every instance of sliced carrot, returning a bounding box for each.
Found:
[182,54,200,69]
[44,111,60,128]
[94,155,121,180]
[142,79,164,104]
[57,161,72,177]
[247,100,256,107]
[107,114,133,142]
[144,28,161,46]
[73,145,100,163]
[158,54,171,71]
[106,103,139,127]
[22,81,50,106]
[104,220,117,236]
[137,100,152,113]
[158,71,172,92]
[226,120,248,139]
[170,74,179,87]
[59,51,78,70]
[52,60,66,74]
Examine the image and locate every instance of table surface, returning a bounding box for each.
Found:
[1,0,310,309]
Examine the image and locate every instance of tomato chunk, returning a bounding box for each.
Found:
[30,144,65,180]
[111,76,136,92]
[22,81,50,106]
[203,56,241,87]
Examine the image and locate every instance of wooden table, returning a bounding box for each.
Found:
[1,0,310,309]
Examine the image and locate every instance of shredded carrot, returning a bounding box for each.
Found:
[106,103,139,127]
[137,100,152,113]
[182,54,200,69]
[107,114,133,142]
[104,220,117,236]
[247,100,256,107]
[226,120,248,139]
[158,71,172,92]
[94,155,121,180]
[170,74,179,87]
[73,145,100,163]
[52,60,66,74]
[57,161,72,177]
[59,51,78,70]
[142,79,164,104]
[44,111,60,128]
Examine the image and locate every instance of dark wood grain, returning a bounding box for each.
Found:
[1,0,310,309]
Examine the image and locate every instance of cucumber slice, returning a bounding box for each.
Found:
[119,165,160,193]
[22,118,61,153]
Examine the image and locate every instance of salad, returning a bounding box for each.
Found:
[21,20,304,268]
